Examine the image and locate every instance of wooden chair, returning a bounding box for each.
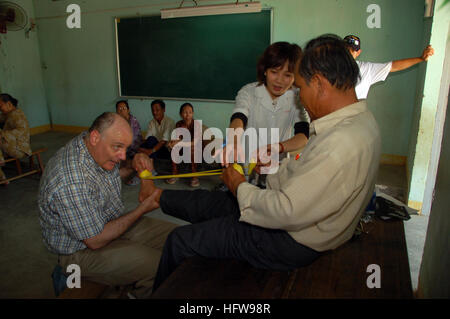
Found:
[0,148,47,184]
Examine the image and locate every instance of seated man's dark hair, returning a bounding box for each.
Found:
[300,34,360,91]
[151,99,166,110]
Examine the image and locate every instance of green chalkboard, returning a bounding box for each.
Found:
[115,11,271,101]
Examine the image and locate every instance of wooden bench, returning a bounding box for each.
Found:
[0,148,47,184]
[57,280,134,299]
[57,280,109,299]
[152,218,413,299]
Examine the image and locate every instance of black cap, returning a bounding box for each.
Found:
[344,35,361,51]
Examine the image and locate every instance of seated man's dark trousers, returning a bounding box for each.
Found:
[153,189,321,292]
[140,136,171,159]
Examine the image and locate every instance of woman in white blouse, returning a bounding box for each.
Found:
[220,42,310,185]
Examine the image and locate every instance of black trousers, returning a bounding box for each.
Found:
[140,136,171,159]
[153,189,321,292]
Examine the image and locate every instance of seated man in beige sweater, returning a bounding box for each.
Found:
[139,34,382,292]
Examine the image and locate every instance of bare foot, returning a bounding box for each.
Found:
[139,179,161,203]
[139,187,162,212]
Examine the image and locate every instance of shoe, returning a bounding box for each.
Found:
[127,292,137,299]
[166,178,178,185]
[190,177,200,187]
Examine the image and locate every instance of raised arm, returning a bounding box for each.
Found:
[390,45,434,72]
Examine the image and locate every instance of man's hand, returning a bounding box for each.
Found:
[421,45,434,61]
[221,165,246,196]
[250,143,281,174]
[215,142,245,167]
[132,153,153,173]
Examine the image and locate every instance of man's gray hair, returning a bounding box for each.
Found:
[88,112,118,134]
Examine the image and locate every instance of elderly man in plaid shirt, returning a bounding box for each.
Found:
[38,112,177,298]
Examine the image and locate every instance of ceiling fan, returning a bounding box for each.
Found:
[0,1,28,34]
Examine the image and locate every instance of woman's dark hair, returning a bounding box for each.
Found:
[115,100,129,110]
[256,42,302,84]
[300,34,360,91]
[179,102,193,115]
[0,93,18,107]
[151,99,166,110]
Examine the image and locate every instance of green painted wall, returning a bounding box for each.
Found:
[417,0,450,297]
[407,17,433,194]
[408,0,450,206]
[33,0,426,156]
[0,0,49,129]
[419,87,450,298]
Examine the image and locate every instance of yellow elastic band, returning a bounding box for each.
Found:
[139,169,222,180]
[139,161,257,180]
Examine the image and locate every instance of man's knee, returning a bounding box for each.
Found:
[165,226,195,252]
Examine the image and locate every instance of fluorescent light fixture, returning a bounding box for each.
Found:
[161,1,261,19]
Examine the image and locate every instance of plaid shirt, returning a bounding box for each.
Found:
[38,132,124,255]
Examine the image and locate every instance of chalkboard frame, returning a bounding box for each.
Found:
[114,9,273,103]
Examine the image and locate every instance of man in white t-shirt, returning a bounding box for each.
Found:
[344,35,435,99]
[139,99,175,159]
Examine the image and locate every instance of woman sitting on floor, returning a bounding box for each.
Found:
[167,103,210,187]
[116,100,143,159]
[0,93,32,184]
[116,99,144,185]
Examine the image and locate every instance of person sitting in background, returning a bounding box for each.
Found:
[0,93,32,184]
[166,103,210,187]
[116,100,143,159]
[343,34,434,100]
[116,100,143,185]
[139,100,175,160]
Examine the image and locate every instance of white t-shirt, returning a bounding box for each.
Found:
[232,82,310,150]
[145,116,175,141]
[355,61,392,99]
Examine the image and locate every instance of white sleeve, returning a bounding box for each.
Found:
[356,61,392,99]
[359,61,392,85]
[232,85,252,117]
